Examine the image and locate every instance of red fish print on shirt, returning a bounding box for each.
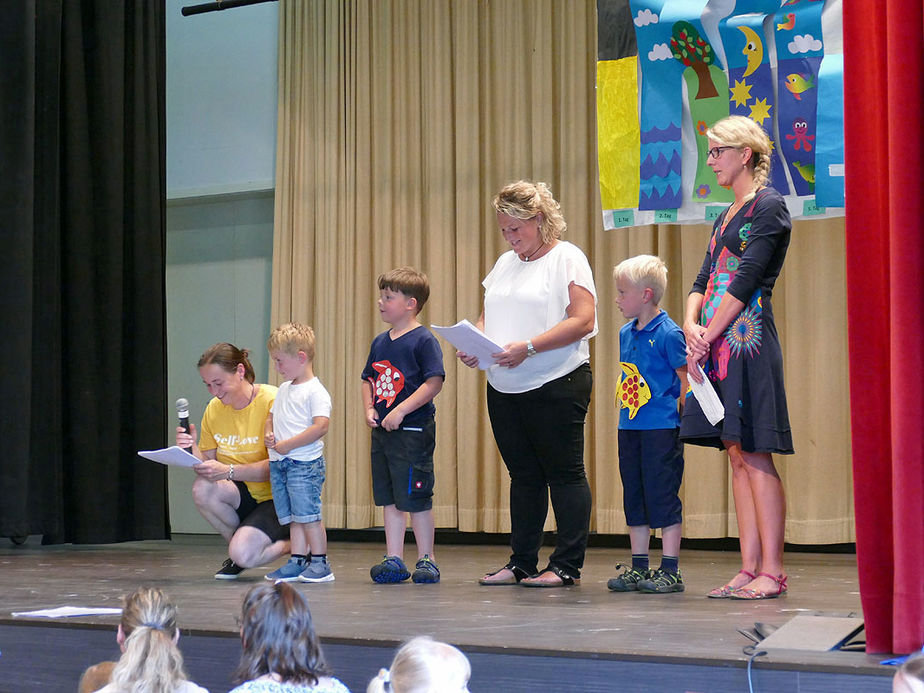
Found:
[368,360,404,408]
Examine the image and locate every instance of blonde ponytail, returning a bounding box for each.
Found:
[108,588,189,692]
[366,668,390,693]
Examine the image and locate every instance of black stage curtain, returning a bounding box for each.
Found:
[0,1,168,543]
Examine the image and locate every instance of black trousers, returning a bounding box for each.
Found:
[487,363,593,578]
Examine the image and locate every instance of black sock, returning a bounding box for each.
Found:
[309,553,327,562]
[291,553,307,564]
[660,556,679,574]
[632,554,649,571]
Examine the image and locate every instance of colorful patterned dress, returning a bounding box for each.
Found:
[680,187,794,454]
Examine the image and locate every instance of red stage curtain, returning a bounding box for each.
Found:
[844,0,924,655]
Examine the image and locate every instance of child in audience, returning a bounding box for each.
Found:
[230,582,349,693]
[894,654,924,693]
[607,255,688,594]
[81,586,208,693]
[367,636,471,693]
[263,323,334,583]
[361,268,445,584]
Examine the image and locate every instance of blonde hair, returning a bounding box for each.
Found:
[492,180,566,244]
[895,655,924,693]
[366,636,471,693]
[613,254,669,305]
[706,115,772,200]
[267,322,316,361]
[378,267,431,314]
[108,587,189,693]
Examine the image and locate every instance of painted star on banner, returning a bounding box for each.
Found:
[729,79,752,107]
[749,97,772,125]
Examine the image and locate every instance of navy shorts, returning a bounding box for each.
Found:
[618,428,684,529]
[233,480,290,542]
[370,419,436,513]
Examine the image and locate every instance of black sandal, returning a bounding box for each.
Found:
[479,563,532,586]
[520,564,581,588]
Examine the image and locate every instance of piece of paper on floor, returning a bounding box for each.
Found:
[11,606,122,618]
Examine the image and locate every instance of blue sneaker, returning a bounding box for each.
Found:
[412,555,440,583]
[370,555,411,583]
[265,558,305,583]
[299,556,335,583]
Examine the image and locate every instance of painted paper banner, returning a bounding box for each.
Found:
[774,0,824,197]
[597,0,641,210]
[631,0,686,210]
[665,1,735,205]
[814,53,844,207]
[720,4,790,195]
[597,58,641,210]
[596,0,845,228]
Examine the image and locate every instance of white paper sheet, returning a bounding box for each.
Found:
[137,445,201,468]
[12,606,122,618]
[431,320,502,370]
[689,364,725,426]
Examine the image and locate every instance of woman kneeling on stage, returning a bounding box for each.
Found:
[176,343,290,580]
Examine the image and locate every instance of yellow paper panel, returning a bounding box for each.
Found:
[596,57,640,210]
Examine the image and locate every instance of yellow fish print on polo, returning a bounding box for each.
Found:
[616,362,651,420]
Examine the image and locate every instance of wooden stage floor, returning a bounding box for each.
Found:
[0,535,895,691]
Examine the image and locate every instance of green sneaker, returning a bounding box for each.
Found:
[638,568,685,593]
[607,563,649,592]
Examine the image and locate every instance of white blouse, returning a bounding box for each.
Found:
[483,241,597,394]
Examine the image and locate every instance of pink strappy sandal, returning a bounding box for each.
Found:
[730,572,788,600]
[706,569,757,598]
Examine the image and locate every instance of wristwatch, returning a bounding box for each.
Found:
[227,464,235,481]
[526,340,537,357]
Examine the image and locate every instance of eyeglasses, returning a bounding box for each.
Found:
[706,146,736,159]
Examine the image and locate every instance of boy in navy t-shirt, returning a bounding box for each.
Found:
[361,267,445,584]
[608,255,689,594]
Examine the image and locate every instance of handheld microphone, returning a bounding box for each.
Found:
[176,398,192,453]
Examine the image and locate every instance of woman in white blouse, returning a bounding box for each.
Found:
[458,180,597,588]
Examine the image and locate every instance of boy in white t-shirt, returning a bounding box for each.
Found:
[263,323,334,583]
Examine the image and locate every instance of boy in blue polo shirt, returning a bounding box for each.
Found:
[608,255,689,594]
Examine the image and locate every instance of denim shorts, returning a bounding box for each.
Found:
[370,419,435,513]
[269,455,325,524]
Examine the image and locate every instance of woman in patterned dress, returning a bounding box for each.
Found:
[682,116,793,600]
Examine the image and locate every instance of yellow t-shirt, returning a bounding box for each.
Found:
[198,384,277,503]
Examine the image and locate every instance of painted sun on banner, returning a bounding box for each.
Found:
[596,0,844,229]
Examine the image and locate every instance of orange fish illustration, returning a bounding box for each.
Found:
[616,362,651,420]
[369,360,404,407]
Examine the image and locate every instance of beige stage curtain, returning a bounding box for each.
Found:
[272,0,853,543]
